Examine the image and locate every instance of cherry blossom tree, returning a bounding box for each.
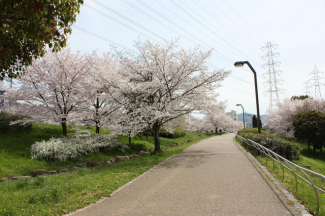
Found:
[116,40,229,151]
[1,48,91,136]
[264,98,325,138]
[203,112,242,133]
[82,53,122,134]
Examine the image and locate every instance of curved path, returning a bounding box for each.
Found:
[74,133,300,216]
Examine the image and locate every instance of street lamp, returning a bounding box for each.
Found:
[236,104,245,129]
[234,61,261,133]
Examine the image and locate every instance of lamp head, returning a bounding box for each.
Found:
[234,61,246,67]
[236,104,241,106]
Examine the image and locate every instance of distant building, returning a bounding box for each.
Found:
[226,110,237,121]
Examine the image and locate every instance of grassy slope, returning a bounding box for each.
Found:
[0,124,215,215]
[236,132,325,216]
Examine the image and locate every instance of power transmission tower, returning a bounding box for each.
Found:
[309,65,324,99]
[261,41,284,110]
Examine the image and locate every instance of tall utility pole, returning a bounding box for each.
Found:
[261,42,284,110]
[309,65,324,99]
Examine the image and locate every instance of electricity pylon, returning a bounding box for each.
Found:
[309,65,324,99]
[261,41,284,110]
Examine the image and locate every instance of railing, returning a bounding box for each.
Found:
[236,134,325,215]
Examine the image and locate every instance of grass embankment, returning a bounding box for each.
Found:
[236,129,325,215]
[0,124,215,215]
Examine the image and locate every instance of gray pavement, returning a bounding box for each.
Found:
[73,133,301,216]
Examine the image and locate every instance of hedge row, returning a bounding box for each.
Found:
[237,129,300,161]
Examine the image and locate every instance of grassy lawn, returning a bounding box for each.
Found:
[0,124,215,215]
[236,136,325,216]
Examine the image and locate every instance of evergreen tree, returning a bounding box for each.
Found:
[252,115,257,128]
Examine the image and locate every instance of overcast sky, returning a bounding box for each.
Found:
[67,0,325,115]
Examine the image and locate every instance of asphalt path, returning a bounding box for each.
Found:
[73,133,301,216]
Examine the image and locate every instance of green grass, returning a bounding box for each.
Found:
[236,137,325,216]
[0,124,117,178]
[0,124,215,215]
[0,124,212,178]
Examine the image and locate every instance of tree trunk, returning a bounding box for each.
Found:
[96,124,100,134]
[61,118,67,137]
[95,97,100,135]
[128,134,132,149]
[153,122,161,152]
[215,127,218,134]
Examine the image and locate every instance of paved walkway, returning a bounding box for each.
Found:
[74,133,300,216]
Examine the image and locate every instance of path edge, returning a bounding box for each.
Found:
[233,136,311,216]
[66,153,178,216]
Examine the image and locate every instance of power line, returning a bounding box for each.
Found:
[191,0,262,58]
[206,62,254,86]
[170,0,261,65]
[73,25,135,51]
[77,2,268,93]
[73,25,262,93]
[84,3,163,44]
[117,0,234,63]
[137,0,229,51]
[90,0,166,41]
[221,85,255,95]
[90,0,265,82]
[208,0,263,51]
[222,0,266,44]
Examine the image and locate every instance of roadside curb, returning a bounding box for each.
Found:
[234,137,311,216]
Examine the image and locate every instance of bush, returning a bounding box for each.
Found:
[292,111,325,153]
[238,128,266,134]
[238,130,300,160]
[31,135,129,161]
[160,127,174,138]
[0,111,32,133]
[173,127,186,138]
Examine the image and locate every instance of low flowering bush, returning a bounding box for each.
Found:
[31,135,129,161]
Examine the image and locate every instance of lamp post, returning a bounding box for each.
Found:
[234,61,261,133]
[236,104,245,129]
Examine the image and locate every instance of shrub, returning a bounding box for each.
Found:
[0,111,32,133]
[160,127,174,138]
[173,127,186,138]
[238,128,265,134]
[238,130,300,160]
[31,135,129,161]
